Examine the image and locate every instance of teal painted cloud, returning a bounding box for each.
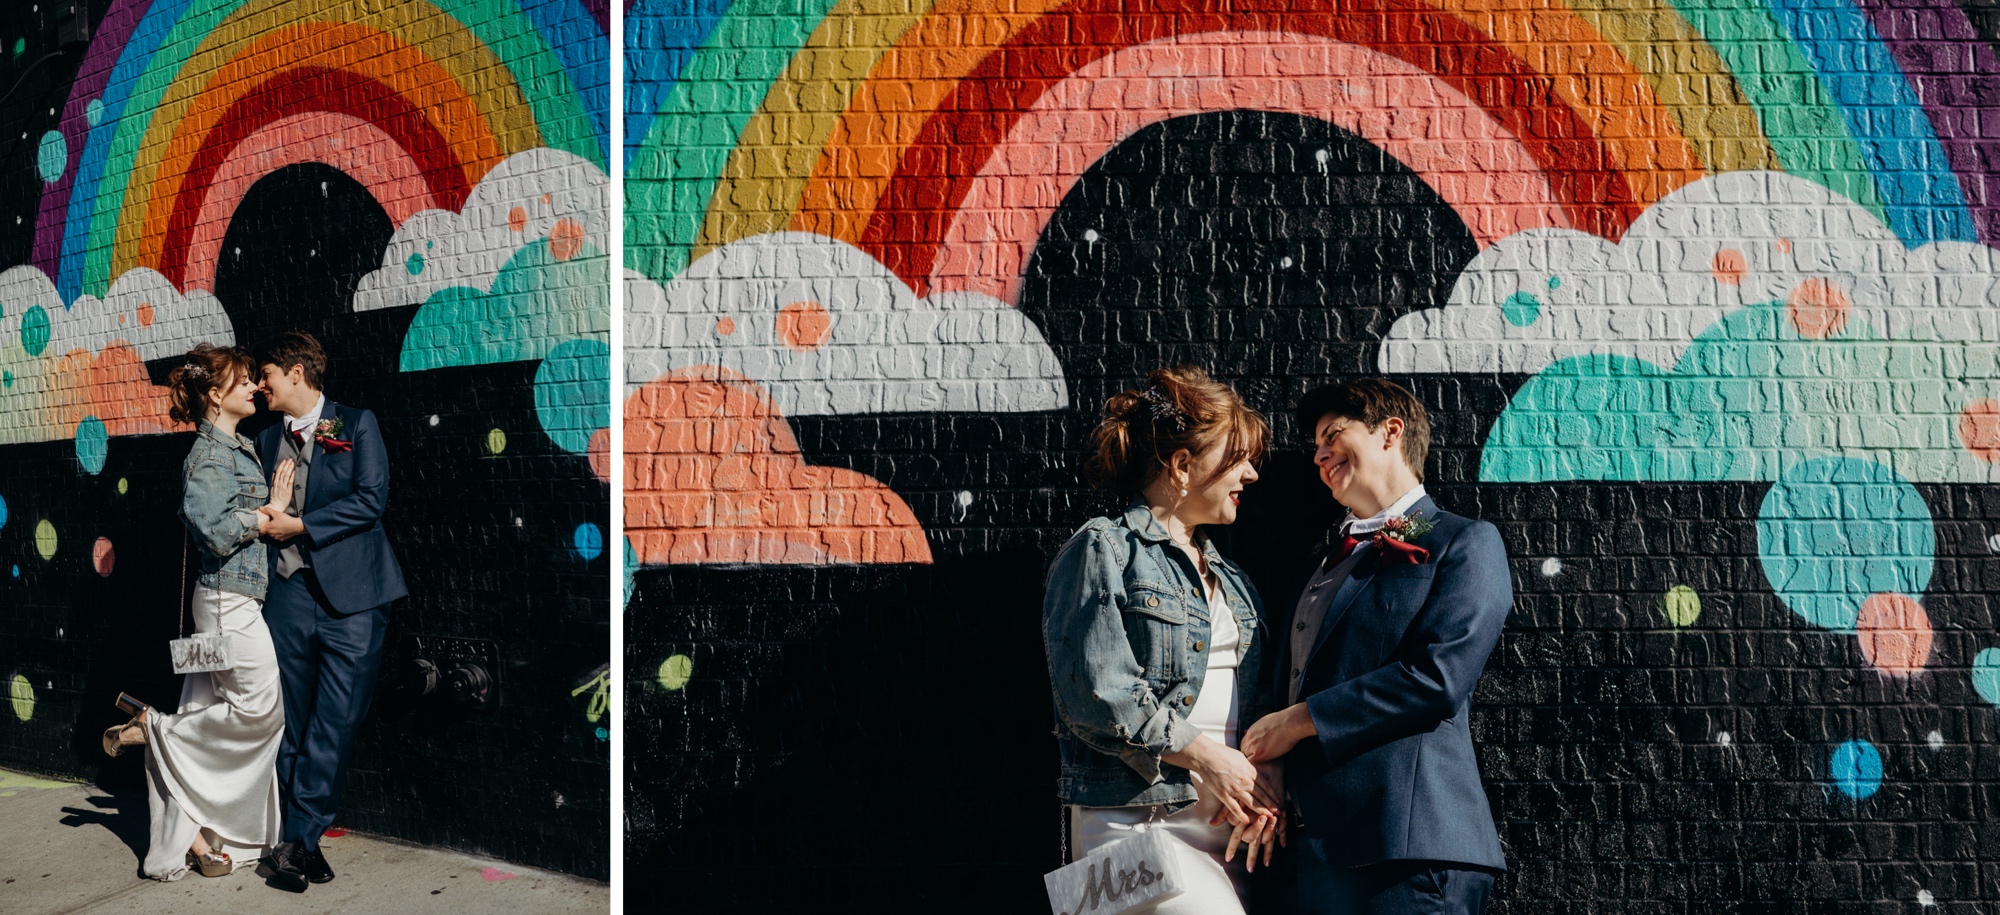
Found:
[534,338,608,455]
[399,238,609,372]
[1481,301,2000,484]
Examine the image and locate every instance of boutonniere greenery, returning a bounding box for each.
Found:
[313,417,353,453]
[1369,512,1435,565]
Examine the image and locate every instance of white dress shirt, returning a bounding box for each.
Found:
[1340,483,1428,539]
[285,394,327,438]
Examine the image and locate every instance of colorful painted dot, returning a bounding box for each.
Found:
[4,370,13,387]
[12,39,23,57]
[1546,276,1561,290]
[9,565,16,578]
[716,316,736,336]
[8,674,30,722]
[405,252,425,276]
[20,304,49,356]
[1855,593,1931,675]
[594,727,608,741]
[1828,739,1883,799]
[91,537,114,577]
[1711,248,1747,285]
[85,98,103,127]
[75,416,107,475]
[508,206,528,232]
[0,493,8,529]
[1500,291,1541,327]
[1787,278,1850,339]
[548,219,587,261]
[777,300,833,352]
[35,130,65,183]
[1661,585,1701,627]
[1958,399,2000,462]
[116,477,127,495]
[573,522,604,562]
[486,428,507,455]
[136,302,153,326]
[1757,457,1933,632]
[1972,648,2000,707]
[659,654,693,691]
[533,339,608,455]
[34,519,55,560]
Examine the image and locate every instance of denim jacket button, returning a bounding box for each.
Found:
[1146,596,1160,607]
[1181,695,1194,706]
[1193,641,1205,652]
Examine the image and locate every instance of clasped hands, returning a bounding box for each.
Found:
[256,459,303,541]
[1162,704,1320,870]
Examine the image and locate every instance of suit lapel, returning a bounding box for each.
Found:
[1302,495,1444,671]
[1305,544,1374,668]
[301,401,337,510]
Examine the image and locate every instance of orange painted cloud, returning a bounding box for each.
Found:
[625,366,932,566]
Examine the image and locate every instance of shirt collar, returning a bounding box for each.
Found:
[1341,483,1428,538]
[286,394,327,432]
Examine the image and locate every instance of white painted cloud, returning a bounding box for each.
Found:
[352,148,608,311]
[0,265,233,360]
[1379,171,2000,375]
[626,232,1068,415]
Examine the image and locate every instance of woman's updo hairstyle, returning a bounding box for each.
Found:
[1084,365,1269,494]
[167,343,252,425]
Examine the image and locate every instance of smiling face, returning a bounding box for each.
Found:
[1313,412,1414,517]
[257,362,316,417]
[1165,437,1261,529]
[206,365,259,422]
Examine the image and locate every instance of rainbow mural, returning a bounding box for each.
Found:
[37,0,608,304]
[0,0,608,454]
[627,0,2000,302]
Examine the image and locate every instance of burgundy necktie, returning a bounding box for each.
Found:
[1323,534,1363,570]
[287,427,306,447]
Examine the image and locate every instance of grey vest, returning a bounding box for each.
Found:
[1288,542,1373,704]
[274,426,314,578]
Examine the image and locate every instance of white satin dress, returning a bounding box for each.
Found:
[1070,576,1250,914]
[138,586,285,879]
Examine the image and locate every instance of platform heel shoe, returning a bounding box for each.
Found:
[100,693,151,757]
[187,849,233,878]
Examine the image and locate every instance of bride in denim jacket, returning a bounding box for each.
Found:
[1043,365,1283,913]
[103,343,295,881]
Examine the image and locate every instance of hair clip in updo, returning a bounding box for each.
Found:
[181,363,209,380]
[1139,385,1189,432]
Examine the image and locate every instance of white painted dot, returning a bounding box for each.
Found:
[1083,229,1099,243]
[1987,533,2000,552]
[320,181,328,195]
[1717,732,1732,746]
[956,490,973,507]
[1280,257,1293,268]
[514,517,524,528]
[1315,149,1330,164]
[1927,730,1945,749]
[428,415,440,427]
[308,249,315,257]
[233,247,241,256]
[56,628,62,637]
[1540,557,1562,577]
[1918,889,1935,906]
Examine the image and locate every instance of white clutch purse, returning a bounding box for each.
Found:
[1044,828,1188,915]
[169,533,234,674]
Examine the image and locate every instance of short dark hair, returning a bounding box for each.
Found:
[252,331,327,389]
[1296,378,1430,481]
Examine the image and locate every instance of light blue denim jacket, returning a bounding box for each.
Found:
[180,421,269,599]
[1043,500,1269,810]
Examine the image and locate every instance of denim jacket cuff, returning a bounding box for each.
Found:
[230,509,262,538]
[1119,704,1196,783]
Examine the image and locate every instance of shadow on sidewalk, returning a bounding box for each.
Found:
[57,783,148,872]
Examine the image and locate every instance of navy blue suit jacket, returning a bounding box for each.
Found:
[258,401,408,615]
[1284,495,1510,871]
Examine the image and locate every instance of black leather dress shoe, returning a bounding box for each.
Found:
[259,841,309,893]
[300,846,335,884]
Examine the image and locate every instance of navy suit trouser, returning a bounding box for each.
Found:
[1298,855,1495,915]
[265,567,386,850]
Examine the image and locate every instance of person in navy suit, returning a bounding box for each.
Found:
[1241,378,1511,915]
[248,331,407,891]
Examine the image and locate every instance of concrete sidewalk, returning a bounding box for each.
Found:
[1,768,607,914]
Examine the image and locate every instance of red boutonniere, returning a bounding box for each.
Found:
[1369,512,1436,565]
[314,417,353,453]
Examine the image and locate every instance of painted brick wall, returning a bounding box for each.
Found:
[0,1,611,878]
[629,1,2000,909]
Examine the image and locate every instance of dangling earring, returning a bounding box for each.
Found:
[1180,485,1188,497]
